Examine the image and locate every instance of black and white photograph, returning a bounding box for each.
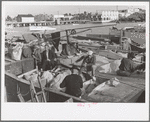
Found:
[1,1,149,121]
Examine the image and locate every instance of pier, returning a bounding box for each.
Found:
[6,20,91,28]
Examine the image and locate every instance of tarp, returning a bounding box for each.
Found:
[51,32,60,51]
[22,46,32,59]
[61,43,78,56]
[87,80,136,102]
[98,60,121,74]
[10,43,24,61]
[50,69,71,92]
[117,52,128,58]
[22,33,38,43]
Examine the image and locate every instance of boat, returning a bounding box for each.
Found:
[4,23,145,102]
[29,26,56,31]
[5,57,145,102]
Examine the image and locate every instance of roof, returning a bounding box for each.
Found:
[118,9,128,13]
[17,14,34,18]
[54,15,64,18]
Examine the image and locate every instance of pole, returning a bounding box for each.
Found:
[58,11,59,16]
[65,30,70,44]
[44,12,45,22]
[78,8,80,21]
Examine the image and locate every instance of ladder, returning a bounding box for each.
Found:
[30,68,47,102]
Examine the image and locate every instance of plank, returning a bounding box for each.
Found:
[5,72,31,85]
[45,88,87,102]
[17,69,37,78]
[5,57,16,62]
[121,88,144,102]
[72,35,110,42]
[5,58,34,67]
[96,73,145,90]
[5,71,86,102]
[98,50,123,60]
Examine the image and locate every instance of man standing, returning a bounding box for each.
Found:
[60,67,83,98]
[117,52,145,76]
[76,50,96,78]
[41,44,58,71]
[121,38,131,51]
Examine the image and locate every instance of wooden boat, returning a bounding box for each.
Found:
[5,57,145,103]
[130,44,145,53]
[5,58,86,102]
[4,23,145,103]
[72,35,110,42]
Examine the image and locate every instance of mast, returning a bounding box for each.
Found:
[65,30,70,44]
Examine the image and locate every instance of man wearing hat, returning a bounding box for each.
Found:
[60,66,83,98]
[117,52,145,76]
[76,50,96,78]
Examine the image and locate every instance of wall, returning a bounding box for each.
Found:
[101,11,119,22]
[17,16,22,22]
[22,17,34,22]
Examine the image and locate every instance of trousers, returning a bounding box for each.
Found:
[42,60,58,71]
[79,64,98,76]
[116,70,131,76]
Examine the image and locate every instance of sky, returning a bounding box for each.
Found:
[3,2,146,18]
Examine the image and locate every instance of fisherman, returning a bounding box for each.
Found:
[5,32,8,41]
[116,52,145,76]
[41,43,59,71]
[32,45,42,70]
[60,66,83,98]
[121,38,131,51]
[76,50,96,79]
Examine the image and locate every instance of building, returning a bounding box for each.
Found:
[34,14,53,22]
[53,15,73,21]
[16,14,34,22]
[101,11,119,22]
[119,8,142,17]
[53,15,73,25]
[118,10,128,17]
[54,15,65,21]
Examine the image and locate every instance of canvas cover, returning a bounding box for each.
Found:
[22,33,38,43]
[10,43,23,61]
[83,78,137,102]
[98,60,121,74]
[50,69,71,92]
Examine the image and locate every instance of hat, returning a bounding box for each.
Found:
[88,50,93,56]
[71,65,79,70]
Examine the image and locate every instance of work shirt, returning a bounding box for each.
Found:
[60,74,83,97]
[76,55,96,65]
[119,58,139,73]
[76,55,96,72]
[42,49,57,62]
[122,41,131,51]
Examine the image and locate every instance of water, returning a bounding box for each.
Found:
[6,22,144,39]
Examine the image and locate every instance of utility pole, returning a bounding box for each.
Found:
[116,6,118,11]
[65,30,70,44]
[57,11,59,17]
[44,12,45,22]
[78,8,80,20]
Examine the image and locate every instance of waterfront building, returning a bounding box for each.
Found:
[54,15,73,25]
[119,8,143,17]
[101,11,119,22]
[16,14,34,22]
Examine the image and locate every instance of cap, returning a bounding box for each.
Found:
[88,50,93,56]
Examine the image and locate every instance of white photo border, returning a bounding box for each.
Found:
[1,1,149,121]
